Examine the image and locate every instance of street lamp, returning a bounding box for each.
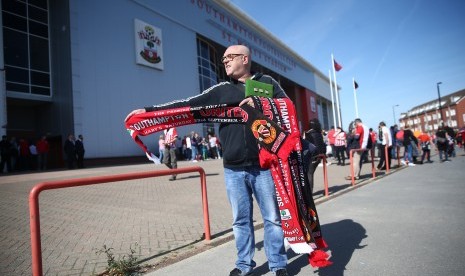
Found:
[392,104,399,125]
[437,82,444,126]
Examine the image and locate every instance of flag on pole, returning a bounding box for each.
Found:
[333,59,342,71]
[354,80,359,89]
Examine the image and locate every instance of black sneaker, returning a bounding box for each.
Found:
[275,269,289,276]
[229,268,254,276]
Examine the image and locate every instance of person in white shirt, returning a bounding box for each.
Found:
[377,121,392,170]
[208,134,218,159]
[185,135,192,160]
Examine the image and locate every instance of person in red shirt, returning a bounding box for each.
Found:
[327,126,336,160]
[36,135,49,170]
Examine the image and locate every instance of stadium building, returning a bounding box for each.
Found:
[1,0,337,168]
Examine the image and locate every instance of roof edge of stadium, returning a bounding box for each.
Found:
[213,0,330,84]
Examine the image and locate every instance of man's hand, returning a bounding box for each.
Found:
[239,97,254,107]
[125,109,145,122]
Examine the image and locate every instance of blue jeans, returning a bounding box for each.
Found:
[438,149,448,161]
[191,146,197,160]
[404,144,413,163]
[159,149,164,161]
[224,166,287,273]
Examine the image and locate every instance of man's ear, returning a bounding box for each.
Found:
[243,55,250,65]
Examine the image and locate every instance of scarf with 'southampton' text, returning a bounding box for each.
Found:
[124,97,331,267]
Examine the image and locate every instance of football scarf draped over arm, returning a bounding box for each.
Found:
[124,97,332,267]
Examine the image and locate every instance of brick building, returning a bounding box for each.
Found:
[399,88,465,133]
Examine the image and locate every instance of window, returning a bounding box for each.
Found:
[196,38,221,136]
[196,38,219,92]
[2,0,51,96]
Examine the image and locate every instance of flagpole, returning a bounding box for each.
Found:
[331,54,342,127]
[353,77,359,118]
[329,70,337,129]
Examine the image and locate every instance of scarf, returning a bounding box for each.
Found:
[125,97,332,267]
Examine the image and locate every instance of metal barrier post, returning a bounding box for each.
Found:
[349,148,372,185]
[319,154,329,197]
[29,167,208,276]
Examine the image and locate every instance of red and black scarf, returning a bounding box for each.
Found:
[125,97,332,267]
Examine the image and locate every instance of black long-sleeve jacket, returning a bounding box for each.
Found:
[144,74,288,168]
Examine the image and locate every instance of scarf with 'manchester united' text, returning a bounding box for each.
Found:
[125,97,332,267]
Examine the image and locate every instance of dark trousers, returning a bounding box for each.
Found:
[421,149,431,162]
[66,154,76,169]
[377,145,392,169]
[77,153,84,168]
[0,155,11,173]
[335,146,346,165]
[163,146,177,169]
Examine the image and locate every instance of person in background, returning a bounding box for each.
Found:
[125,45,289,276]
[376,122,392,170]
[435,126,449,162]
[29,140,38,170]
[0,135,12,173]
[345,118,368,180]
[345,121,358,160]
[216,136,222,159]
[185,134,192,160]
[9,137,19,171]
[190,131,199,162]
[36,135,50,170]
[390,125,399,159]
[75,134,85,168]
[200,136,209,160]
[163,127,178,181]
[158,134,165,161]
[327,126,336,162]
[401,126,418,166]
[18,138,30,170]
[362,128,375,163]
[333,126,347,166]
[64,134,76,169]
[208,134,218,159]
[304,118,327,192]
[420,133,432,164]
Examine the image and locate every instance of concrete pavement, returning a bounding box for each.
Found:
[148,153,465,276]
[1,151,463,275]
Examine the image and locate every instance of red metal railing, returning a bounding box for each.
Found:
[29,167,208,276]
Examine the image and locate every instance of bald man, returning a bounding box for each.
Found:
[126,45,289,276]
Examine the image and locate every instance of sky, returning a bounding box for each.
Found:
[229,0,465,130]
